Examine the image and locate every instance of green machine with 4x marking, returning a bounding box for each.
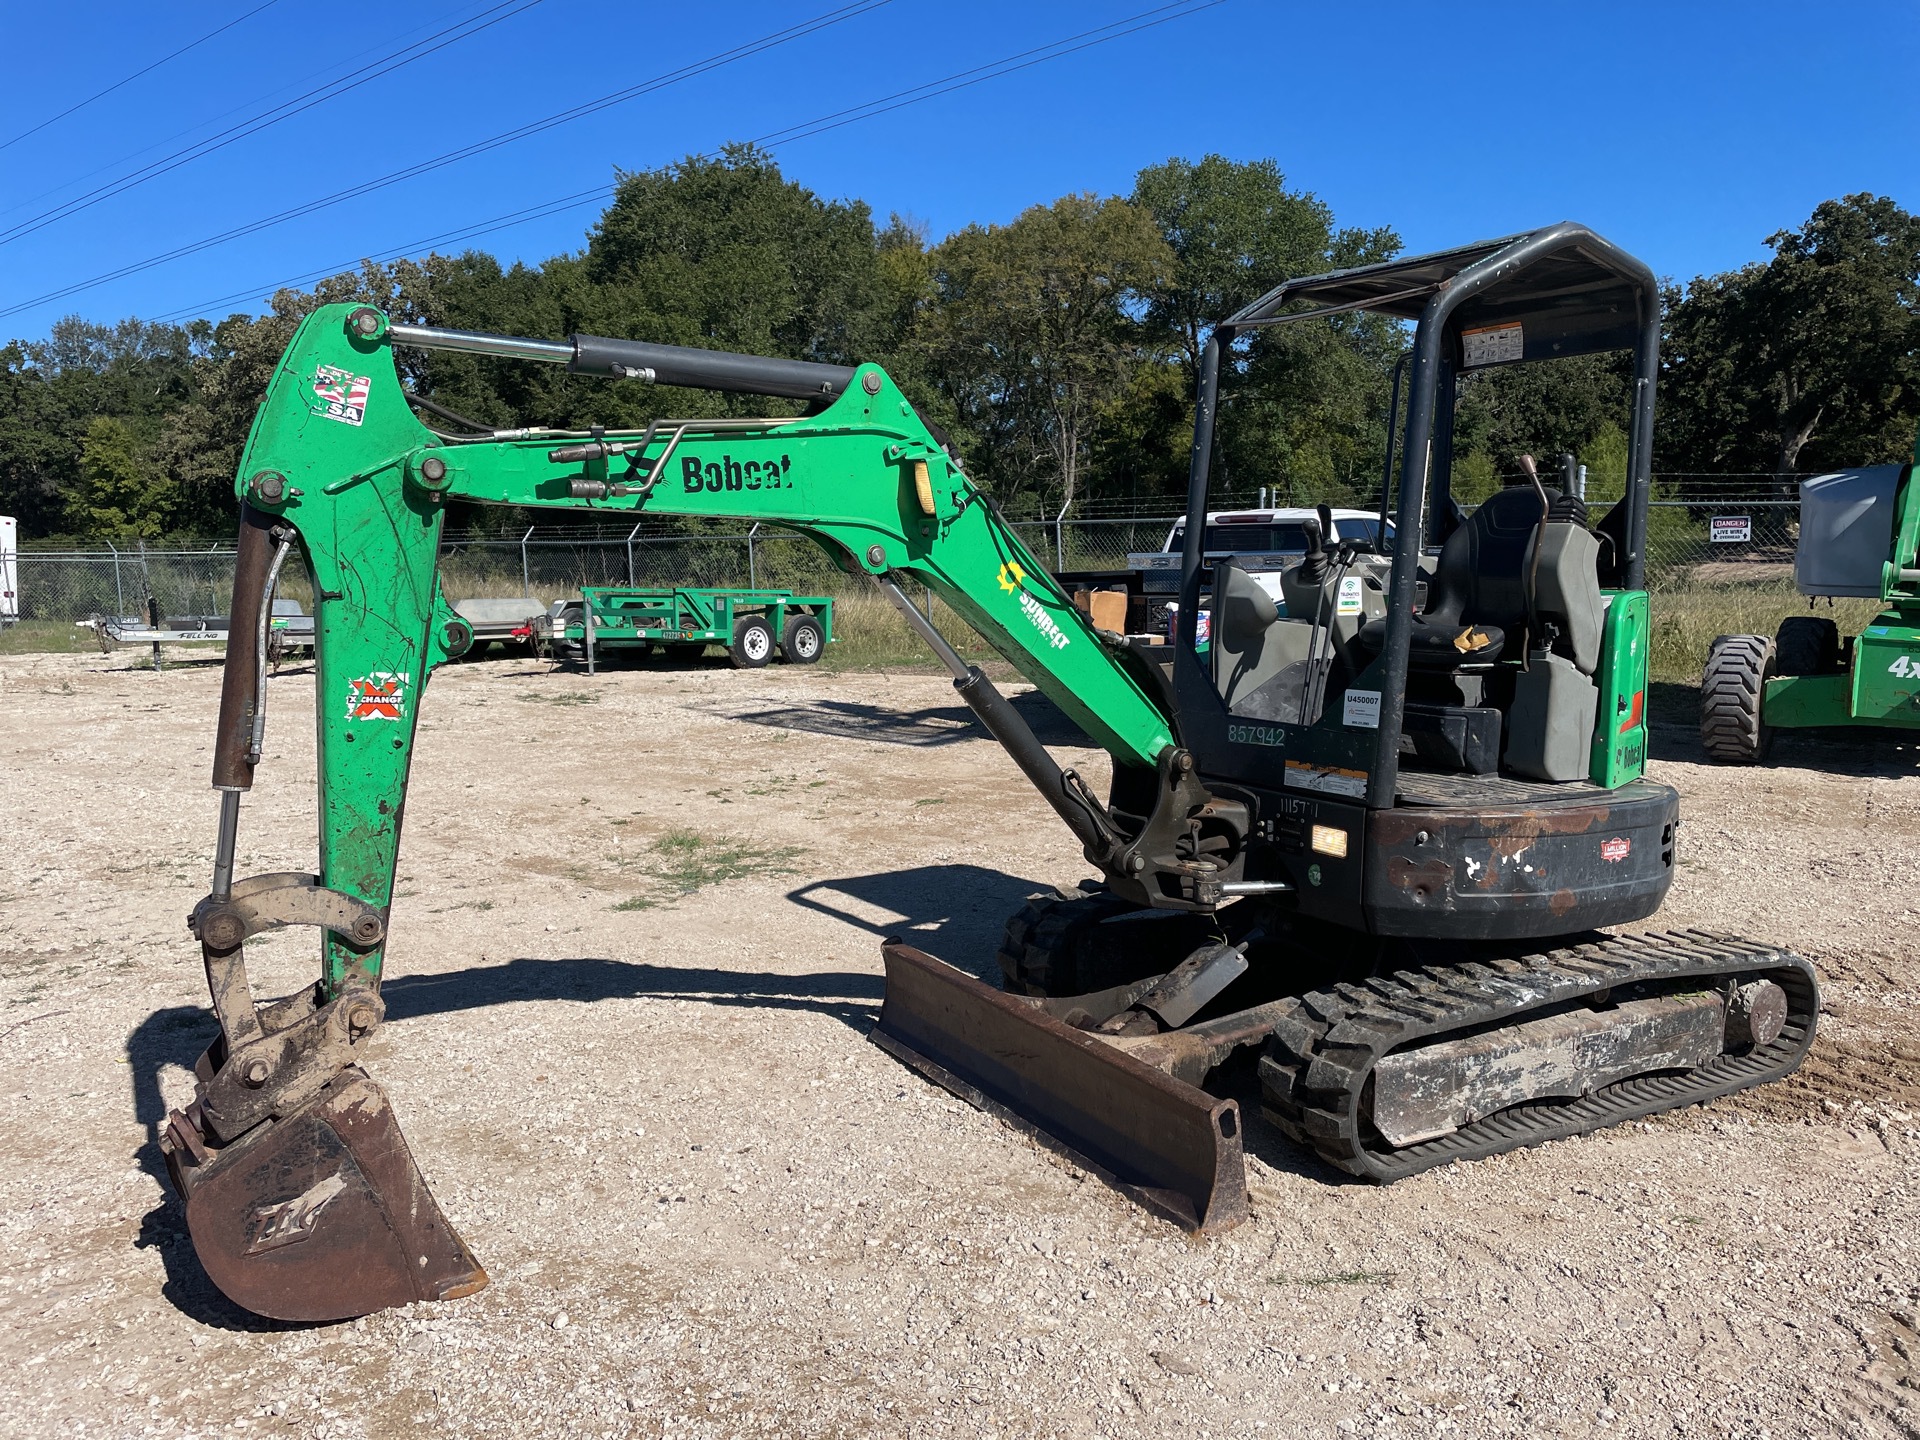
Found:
[165,225,1817,1325]
[1701,444,1920,761]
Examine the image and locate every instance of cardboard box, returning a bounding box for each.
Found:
[1072,588,1129,634]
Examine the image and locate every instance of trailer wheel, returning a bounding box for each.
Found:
[781,614,825,665]
[1700,633,1775,763]
[1774,615,1839,676]
[730,615,774,669]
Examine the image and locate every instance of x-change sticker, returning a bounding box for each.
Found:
[346,673,406,720]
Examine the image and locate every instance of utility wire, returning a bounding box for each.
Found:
[0,1,527,222]
[0,0,543,248]
[0,0,284,154]
[144,0,1225,326]
[0,0,892,319]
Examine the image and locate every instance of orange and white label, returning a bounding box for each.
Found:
[346,673,406,721]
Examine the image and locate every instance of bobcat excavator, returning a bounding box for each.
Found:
[161,223,1818,1322]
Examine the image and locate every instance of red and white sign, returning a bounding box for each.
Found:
[1600,836,1632,863]
[1709,515,1752,544]
[346,673,406,721]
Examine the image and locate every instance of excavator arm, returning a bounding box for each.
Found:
[162,305,1243,1321]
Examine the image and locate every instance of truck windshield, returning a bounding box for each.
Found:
[1169,519,1394,553]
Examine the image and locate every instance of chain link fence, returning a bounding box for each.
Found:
[7,497,1810,630]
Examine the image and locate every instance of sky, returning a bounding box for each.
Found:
[0,0,1914,342]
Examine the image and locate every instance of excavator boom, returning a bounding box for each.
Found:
[162,305,1227,1319]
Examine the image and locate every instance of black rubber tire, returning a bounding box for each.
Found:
[554,604,585,663]
[781,614,825,665]
[997,890,1213,997]
[1700,633,1775,763]
[730,616,775,669]
[1774,615,1840,676]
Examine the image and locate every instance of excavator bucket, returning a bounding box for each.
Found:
[163,1067,487,1323]
[871,943,1248,1234]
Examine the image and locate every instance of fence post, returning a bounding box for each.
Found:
[107,542,123,615]
[747,523,760,589]
[1053,497,1072,570]
[520,526,534,599]
[626,522,640,586]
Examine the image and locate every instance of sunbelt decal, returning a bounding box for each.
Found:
[996,560,1069,651]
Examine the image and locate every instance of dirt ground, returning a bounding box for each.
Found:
[2,646,1918,1440]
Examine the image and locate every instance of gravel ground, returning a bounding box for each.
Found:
[1,648,1916,1440]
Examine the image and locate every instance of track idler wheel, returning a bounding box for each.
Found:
[163,1067,487,1323]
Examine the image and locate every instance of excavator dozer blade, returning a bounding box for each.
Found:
[163,1066,487,1323]
[871,943,1248,1234]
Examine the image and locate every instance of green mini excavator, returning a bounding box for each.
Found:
[161,224,1817,1322]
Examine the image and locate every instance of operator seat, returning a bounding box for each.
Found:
[1355,485,1602,674]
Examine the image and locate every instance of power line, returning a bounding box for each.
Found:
[0,0,284,154]
[142,0,1224,327]
[0,0,892,320]
[0,0,543,248]
[0,2,522,222]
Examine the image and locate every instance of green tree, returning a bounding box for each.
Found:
[917,193,1172,515]
[65,416,170,537]
[1661,193,1920,487]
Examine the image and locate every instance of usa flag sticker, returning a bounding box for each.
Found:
[311,364,372,426]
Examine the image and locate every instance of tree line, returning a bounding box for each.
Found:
[1,146,1915,542]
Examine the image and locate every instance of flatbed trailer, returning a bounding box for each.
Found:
[541,585,834,671]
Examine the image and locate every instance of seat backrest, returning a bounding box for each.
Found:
[1424,485,1603,673]
[1422,485,1550,630]
[1213,562,1313,710]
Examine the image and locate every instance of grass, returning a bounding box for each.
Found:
[517,690,599,706]
[610,827,805,911]
[1647,579,1880,684]
[0,620,99,656]
[1272,1270,1396,1288]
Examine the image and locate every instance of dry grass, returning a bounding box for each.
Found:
[1647,579,1880,684]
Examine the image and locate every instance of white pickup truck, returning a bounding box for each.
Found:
[1130,506,1395,604]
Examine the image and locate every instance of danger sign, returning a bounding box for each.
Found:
[1710,516,1752,543]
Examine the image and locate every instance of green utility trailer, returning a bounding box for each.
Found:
[544,586,834,671]
[1702,451,1920,760]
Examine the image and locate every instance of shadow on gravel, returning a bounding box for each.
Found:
[1649,678,1920,774]
[382,956,884,1035]
[122,1004,321,1331]
[786,864,1047,977]
[693,688,1089,749]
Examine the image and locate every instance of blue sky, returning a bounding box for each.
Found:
[0,0,1913,341]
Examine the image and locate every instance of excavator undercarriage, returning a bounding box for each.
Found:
[160,224,1818,1322]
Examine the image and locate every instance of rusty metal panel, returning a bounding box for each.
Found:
[1369,992,1724,1146]
[165,1067,487,1322]
[872,944,1247,1234]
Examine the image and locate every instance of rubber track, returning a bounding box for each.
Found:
[1258,929,1819,1181]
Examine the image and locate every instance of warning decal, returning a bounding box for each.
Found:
[1461,322,1525,368]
